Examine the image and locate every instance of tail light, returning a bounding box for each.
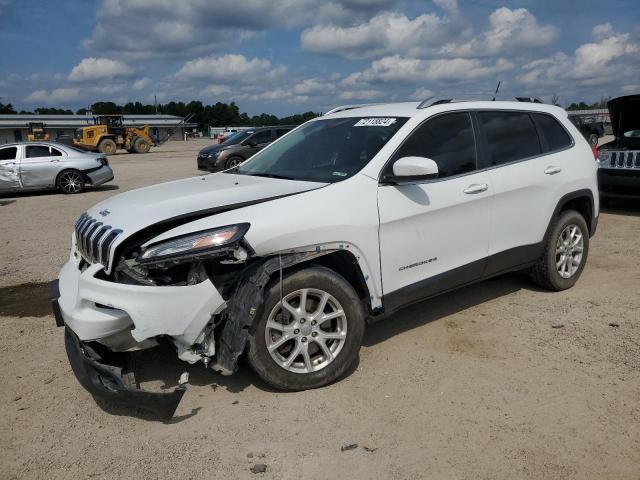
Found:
[591,144,598,159]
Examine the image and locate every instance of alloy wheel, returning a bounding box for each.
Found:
[265,288,347,374]
[228,157,243,168]
[59,171,83,193]
[556,224,584,278]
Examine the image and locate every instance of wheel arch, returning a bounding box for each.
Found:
[270,250,373,314]
[548,189,597,238]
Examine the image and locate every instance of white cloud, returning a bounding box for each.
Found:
[175,54,283,84]
[69,57,133,81]
[517,29,640,89]
[201,84,232,96]
[338,89,383,100]
[292,79,336,95]
[301,11,463,59]
[301,7,554,61]
[353,55,514,83]
[410,87,435,100]
[25,88,80,103]
[85,0,399,59]
[132,77,152,90]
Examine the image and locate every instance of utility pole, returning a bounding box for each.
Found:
[154,95,158,115]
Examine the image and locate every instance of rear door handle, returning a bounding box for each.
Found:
[50,159,60,162]
[463,183,489,194]
[544,165,562,175]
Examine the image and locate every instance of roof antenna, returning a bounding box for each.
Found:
[492,81,501,101]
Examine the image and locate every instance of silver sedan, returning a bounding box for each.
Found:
[0,142,114,194]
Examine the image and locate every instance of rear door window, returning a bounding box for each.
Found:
[25,145,51,158]
[276,128,291,138]
[393,112,477,178]
[532,113,572,152]
[249,130,272,145]
[50,147,63,157]
[478,111,541,166]
[0,146,17,160]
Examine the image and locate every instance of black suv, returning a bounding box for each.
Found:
[197,126,294,172]
[597,94,640,199]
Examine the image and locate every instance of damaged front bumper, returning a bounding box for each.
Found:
[52,252,227,418]
[63,325,188,419]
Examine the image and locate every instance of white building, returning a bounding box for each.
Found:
[0,114,197,144]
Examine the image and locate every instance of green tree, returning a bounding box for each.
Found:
[0,102,16,114]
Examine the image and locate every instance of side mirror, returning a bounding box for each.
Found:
[382,156,439,184]
[245,139,258,147]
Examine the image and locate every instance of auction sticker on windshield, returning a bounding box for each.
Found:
[354,118,397,127]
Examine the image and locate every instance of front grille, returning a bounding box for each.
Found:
[601,150,640,170]
[74,213,122,271]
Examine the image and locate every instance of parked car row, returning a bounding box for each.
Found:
[0,142,113,194]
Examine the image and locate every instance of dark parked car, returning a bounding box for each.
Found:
[596,95,640,200]
[197,126,295,172]
[568,114,605,146]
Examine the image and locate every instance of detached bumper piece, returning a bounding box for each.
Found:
[64,328,188,420]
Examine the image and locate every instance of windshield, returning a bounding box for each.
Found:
[236,117,408,182]
[221,130,253,145]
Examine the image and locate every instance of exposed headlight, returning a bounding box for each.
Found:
[139,223,249,262]
[207,151,219,158]
[597,150,609,168]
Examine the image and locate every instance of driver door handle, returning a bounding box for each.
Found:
[544,165,562,175]
[463,183,489,194]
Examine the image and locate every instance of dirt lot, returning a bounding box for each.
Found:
[1,139,639,479]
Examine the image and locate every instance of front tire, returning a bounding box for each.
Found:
[247,266,365,391]
[530,210,589,291]
[133,137,151,154]
[98,138,117,155]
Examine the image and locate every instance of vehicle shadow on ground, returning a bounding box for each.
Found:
[0,184,119,199]
[96,272,535,422]
[601,198,640,217]
[364,272,535,347]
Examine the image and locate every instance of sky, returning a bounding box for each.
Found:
[0,0,638,116]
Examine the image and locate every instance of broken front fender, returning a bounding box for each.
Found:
[64,328,188,420]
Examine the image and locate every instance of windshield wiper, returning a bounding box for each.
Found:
[244,172,296,180]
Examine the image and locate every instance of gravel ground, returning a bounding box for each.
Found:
[1,139,639,479]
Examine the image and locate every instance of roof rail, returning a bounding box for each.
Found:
[417,94,494,109]
[514,96,544,103]
[324,103,389,115]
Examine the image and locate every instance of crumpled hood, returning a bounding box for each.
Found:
[86,173,326,236]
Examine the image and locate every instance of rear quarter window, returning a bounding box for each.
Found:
[532,113,573,152]
[478,111,541,166]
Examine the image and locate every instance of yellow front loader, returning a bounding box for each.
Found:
[73,115,154,154]
[27,122,49,141]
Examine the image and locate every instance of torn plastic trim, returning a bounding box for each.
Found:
[211,250,336,375]
[64,327,188,420]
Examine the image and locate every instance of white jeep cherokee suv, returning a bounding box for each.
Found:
[51,97,598,417]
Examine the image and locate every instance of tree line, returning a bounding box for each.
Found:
[0,100,320,130]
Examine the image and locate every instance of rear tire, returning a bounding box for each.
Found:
[247,266,365,391]
[530,210,589,291]
[98,138,117,155]
[57,169,85,194]
[133,137,151,154]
